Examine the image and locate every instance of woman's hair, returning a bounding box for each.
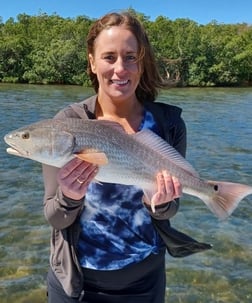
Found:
[86,11,166,102]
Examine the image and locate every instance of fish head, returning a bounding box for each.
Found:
[4,122,75,167]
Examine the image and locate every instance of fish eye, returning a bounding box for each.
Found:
[22,132,30,139]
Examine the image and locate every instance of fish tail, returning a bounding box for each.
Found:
[204,181,252,220]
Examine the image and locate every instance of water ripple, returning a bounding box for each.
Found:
[1,85,252,302]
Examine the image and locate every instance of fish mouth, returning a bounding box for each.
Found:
[6,147,28,158]
[4,134,28,157]
[4,136,29,157]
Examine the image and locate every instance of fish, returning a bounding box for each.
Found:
[4,118,252,219]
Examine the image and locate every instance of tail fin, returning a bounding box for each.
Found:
[204,181,252,220]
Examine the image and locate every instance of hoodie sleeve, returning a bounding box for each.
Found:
[42,163,84,230]
[42,106,85,230]
[144,199,179,220]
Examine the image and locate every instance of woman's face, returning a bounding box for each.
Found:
[89,25,141,102]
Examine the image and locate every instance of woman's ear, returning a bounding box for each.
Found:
[89,54,96,74]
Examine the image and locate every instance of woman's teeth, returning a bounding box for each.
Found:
[112,80,128,85]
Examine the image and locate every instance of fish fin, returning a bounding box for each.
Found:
[202,181,252,220]
[143,187,158,213]
[75,149,108,165]
[133,129,199,177]
[93,178,103,185]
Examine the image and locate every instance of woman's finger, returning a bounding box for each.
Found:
[162,170,174,197]
[58,157,86,179]
[171,176,182,199]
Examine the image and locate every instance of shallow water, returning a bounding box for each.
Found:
[0,84,251,302]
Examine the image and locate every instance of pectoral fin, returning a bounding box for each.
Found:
[75,149,108,165]
[143,187,157,213]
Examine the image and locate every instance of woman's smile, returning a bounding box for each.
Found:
[110,79,130,86]
[89,26,141,101]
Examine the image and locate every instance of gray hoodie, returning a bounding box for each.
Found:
[42,95,187,298]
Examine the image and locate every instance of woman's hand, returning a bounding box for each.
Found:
[57,158,98,200]
[143,170,182,211]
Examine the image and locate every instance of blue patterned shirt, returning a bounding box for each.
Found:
[77,110,165,270]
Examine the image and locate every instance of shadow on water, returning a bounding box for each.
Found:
[0,84,252,302]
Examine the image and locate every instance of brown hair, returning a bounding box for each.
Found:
[86,11,166,102]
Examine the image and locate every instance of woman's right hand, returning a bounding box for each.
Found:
[57,158,98,200]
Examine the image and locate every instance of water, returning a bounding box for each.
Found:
[0,84,251,302]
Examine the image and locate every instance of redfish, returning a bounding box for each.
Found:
[4,118,252,219]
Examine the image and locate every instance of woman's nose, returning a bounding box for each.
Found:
[114,57,126,73]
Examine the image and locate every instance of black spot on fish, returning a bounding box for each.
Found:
[214,184,218,191]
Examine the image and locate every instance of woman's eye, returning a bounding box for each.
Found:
[102,54,137,63]
[126,55,137,62]
[104,55,115,61]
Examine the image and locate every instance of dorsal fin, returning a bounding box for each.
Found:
[132,129,199,177]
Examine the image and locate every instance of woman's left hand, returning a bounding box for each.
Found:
[143,170,182,208]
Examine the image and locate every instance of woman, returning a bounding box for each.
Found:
[43,11,186,303]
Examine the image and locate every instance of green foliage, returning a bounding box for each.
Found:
[0,10,251,86]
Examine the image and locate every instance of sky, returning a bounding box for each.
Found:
[0,0,251,25]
